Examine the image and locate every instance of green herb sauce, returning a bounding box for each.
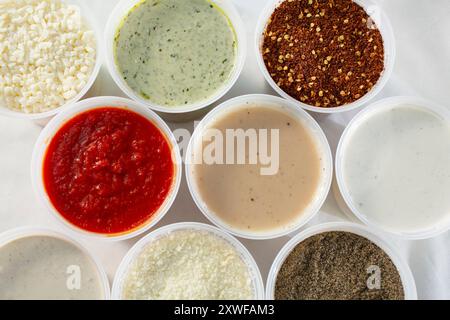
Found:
[115,0,237,107]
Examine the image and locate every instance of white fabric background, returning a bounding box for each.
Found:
[0,0,449,299]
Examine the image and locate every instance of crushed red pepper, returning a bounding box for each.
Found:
[262,0,385,108]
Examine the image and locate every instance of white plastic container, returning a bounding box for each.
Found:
[334,96,450,240]
[266,222,417,300]
[0,226,111,300]
[31,96,182,241]
[254,0,396,114]
[185,94,333,240]
[112,222,265,300]
[0,0,102,125]
[104,0,247,122]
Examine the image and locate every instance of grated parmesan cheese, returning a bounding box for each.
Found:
[122,229,255,300]
[0,0,96,113]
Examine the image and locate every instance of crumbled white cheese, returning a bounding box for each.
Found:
[123,230,255,300]
[0,0,96,113]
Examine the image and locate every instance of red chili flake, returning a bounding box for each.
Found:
[262,0,385,108]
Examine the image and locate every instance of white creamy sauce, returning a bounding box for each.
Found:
[342,105,450,234]
[0,235,104,300]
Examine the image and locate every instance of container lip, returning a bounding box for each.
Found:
[266,221,418,300]
[254,0,396,114]
[185,94,334,240]
[0,226,111,300]
[30,96,182,242]
[104,0,247,114]
[111,222,265,300]
[0,0,102,120]
[335,96,450,240]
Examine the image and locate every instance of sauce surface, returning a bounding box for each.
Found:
[115,0,236,107]
[342,105,450,233]
[191,105,324,234]
[0,236,104,300]
[43,108,174,234]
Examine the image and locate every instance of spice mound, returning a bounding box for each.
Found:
[262,0,384,108]
[122,229,255,300]
[0,0,96,113]
[275,231,405,300]
[43,108,174,235]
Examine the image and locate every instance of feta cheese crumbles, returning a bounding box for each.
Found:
[0,0,96,113]
[122,230,255,300]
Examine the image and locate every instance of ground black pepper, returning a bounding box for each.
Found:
[262,0,385,108]
[275,231,405,300]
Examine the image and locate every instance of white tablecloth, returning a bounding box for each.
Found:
[0,0,448,300]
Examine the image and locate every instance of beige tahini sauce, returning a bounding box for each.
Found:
[191,104,325,235]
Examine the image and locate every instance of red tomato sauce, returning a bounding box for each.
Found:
[43,107,175,234]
